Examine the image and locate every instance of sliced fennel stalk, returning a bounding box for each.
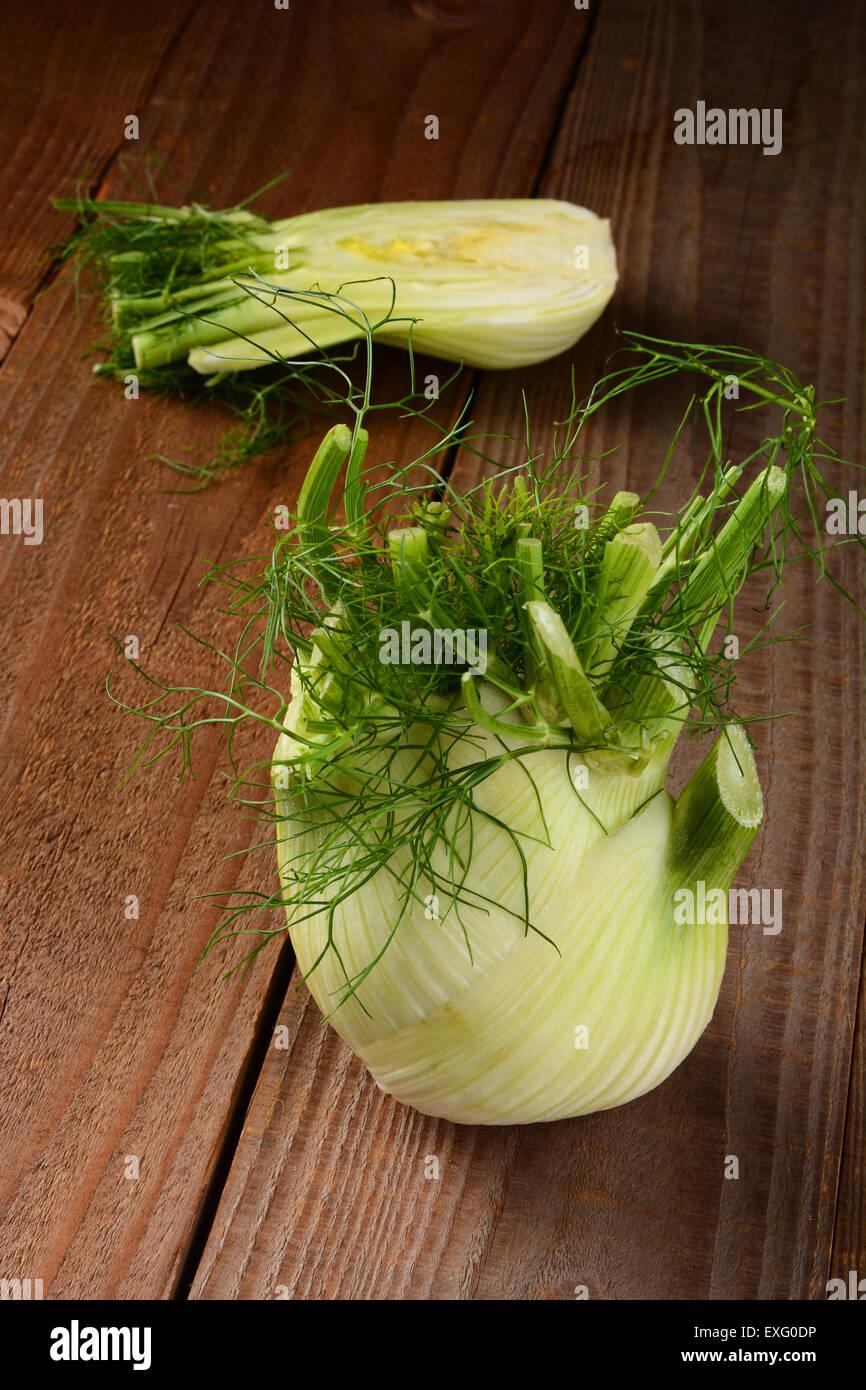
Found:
[113,331,864,1127]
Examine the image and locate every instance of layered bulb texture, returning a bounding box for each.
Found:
[276,680,760,1124]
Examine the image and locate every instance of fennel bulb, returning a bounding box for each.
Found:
[57,183,615,481]
[119,332,864,1126]
[57,188,616,373]
[276,671,759,1124]
[266,411,778,1124]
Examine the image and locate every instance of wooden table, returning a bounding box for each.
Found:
[1,0,863,1301]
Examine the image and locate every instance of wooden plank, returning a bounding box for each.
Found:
[832,941,866,1292]
[191,0,866,1300]
[0,0,196,355]
[0,0,592,1298]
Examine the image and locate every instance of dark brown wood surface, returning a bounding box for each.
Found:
[1,0,863,1301]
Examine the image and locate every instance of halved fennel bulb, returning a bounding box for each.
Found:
[184,200,618,374]
[58,192,616,375]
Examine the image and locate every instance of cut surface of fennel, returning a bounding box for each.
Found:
[169,199,618,374]
[273,675,758,1126]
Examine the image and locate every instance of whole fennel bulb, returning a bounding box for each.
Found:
[268,391,787,1124]
[276,676,759,1124]
[123,333,862,1128]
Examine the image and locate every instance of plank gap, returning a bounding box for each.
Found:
[828,900,866,1285]
[171,931,298,1301]
[437,0,603,491]
[527,0,604,199]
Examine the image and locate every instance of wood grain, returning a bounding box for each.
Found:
[191,0,866,1301]
[832,908,866,1287]
[0,0,593,1298]
[0,0,196,353]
